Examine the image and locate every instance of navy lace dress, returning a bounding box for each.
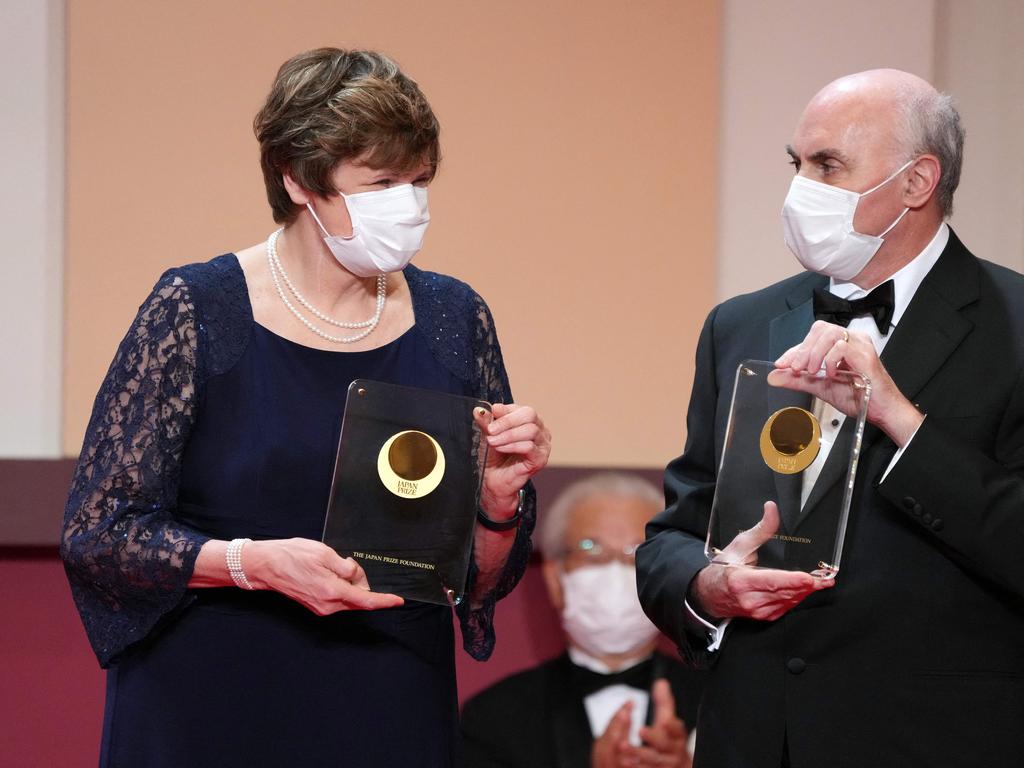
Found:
[61,254,535,768]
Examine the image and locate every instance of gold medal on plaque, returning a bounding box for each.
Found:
[377,430,446,498]
[758,407,821,475]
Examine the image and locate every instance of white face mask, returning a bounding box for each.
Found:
[559,561,661,658]
[781,159,914,281]
[307,184,430,278]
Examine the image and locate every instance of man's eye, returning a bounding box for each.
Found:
[374,178,393,187]
[788,158,800,171]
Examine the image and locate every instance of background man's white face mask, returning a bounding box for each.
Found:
[307,183,430,277]
[781,159,913,281]
[559,561,661,657]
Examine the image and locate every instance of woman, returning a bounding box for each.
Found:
[61,48,550,767]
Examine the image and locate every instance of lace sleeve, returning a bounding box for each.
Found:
[455,291,537,661]
[61,271,210,667]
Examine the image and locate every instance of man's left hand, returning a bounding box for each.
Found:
[773,320,924,447]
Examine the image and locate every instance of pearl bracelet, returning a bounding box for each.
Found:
[226,538,255,591]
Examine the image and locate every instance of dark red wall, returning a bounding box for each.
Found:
[1,465,662,765]
[0,555,565,767]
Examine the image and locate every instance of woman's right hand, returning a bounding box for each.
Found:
[245,538,404,614]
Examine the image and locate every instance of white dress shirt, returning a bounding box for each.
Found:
[569,647,698,755]
[570,647,651,746]
[689,223,950,651]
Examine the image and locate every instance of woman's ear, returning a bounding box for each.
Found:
[282,170,312,206]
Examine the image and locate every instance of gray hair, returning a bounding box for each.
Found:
[537,472,664,561]
[898,89,965,218]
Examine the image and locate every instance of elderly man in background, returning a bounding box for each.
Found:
[637,69,1024,768]
[462,473,705,768]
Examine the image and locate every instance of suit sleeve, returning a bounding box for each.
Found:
[878,366,1024,598]
[636,306,722,664]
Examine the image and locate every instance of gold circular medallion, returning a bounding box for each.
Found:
[377,430,446,498]
[758,407,821,475]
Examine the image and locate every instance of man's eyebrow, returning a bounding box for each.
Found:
[785,145,851,166]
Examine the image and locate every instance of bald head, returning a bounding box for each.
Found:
[797,69,964,217]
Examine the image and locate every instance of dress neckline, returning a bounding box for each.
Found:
[252,320,417,356]
[229,252,418,355]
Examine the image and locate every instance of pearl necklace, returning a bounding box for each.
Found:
[266,228,387,344]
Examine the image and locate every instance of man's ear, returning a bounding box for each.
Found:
[903,154,941,209]
[282,170,313,206]
[542,560,564,613]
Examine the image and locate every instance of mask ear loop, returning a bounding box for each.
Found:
[858,158,915,238]
[306,197,357,241]
[859,158,916,198]
[878,206,910,237]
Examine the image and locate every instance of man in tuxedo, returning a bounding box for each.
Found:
[636,69,1024,768]
[461,473,705,768]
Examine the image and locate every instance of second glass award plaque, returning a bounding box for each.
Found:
[705,360,871,577]
[322,380,490,605]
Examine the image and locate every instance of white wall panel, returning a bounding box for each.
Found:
[935,0,1024,272]
[717,0,936,301]
[0,0,64,457]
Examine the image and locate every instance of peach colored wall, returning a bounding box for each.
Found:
[63,0,720,468]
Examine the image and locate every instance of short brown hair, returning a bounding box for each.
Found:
[254,48,441,224]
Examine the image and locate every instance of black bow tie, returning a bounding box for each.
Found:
[570,658,654,698]
[812,279,895,335]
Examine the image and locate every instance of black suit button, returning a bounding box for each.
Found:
[903,496,917,510]
[921,512,933,525]
[931,518,944,531]
[911,504,922,516]
[786,658,806,675]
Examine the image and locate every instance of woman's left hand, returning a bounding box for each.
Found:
[475,403,551,519]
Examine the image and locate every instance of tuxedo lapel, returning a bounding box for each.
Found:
[768,291,820,532]
[800,231,977,516]
[878,254,976,407]
[550,657,597,768]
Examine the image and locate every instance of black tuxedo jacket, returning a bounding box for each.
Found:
[460,652,705,768]
[636,231,1024,768]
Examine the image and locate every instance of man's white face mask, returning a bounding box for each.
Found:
[559,561,661,657]
[781,159,914,281]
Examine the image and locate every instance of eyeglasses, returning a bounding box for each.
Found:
[563,538,642,566]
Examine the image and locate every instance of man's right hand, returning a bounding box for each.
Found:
[691,502,833,621]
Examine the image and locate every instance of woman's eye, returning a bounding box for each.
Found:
[374,179,393,187]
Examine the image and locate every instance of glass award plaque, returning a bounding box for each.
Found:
[705,360,871,577]
[322,379,491,606]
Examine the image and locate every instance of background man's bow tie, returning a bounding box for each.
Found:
[571,658,654,697]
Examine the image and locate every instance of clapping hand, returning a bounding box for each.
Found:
[591,681,692,768]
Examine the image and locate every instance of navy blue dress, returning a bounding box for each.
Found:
[61,255,535,768]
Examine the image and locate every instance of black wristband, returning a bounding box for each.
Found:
[476,488,525,532]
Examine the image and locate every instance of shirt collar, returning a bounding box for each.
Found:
[568,646,652,675]
[829,222,949,331]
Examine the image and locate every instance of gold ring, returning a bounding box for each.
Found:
[841,329,850,344]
